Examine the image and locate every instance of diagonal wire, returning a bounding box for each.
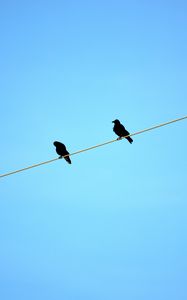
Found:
[1,115,187,178]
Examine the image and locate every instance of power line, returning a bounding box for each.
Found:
[1,115,187,179]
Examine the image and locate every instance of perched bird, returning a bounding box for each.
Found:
[112,119,133,144]
[53,141,71,164]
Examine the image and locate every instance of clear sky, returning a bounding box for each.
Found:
[0,1,187,299]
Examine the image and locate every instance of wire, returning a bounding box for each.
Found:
[1,115,187,178]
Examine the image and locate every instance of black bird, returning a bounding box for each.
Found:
[53,141,71,164]
[112,119,133,144]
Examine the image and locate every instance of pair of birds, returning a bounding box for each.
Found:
[53,119,133,164]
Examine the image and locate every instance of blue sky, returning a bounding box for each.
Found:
[0,1,187,299]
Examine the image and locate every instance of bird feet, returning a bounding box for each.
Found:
[117,137,122,140]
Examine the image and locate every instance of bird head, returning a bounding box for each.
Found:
[53,141,59,147]
[112,119,120,124]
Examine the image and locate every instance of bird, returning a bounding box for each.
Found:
[53,141,71,164]
[112,119,133,144]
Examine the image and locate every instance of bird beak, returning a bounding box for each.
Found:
[112,121,114,123]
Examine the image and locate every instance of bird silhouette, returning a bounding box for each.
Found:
[112,119,133,144]
[53,141,71,164]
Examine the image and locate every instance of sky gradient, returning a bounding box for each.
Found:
[0,1,187,299]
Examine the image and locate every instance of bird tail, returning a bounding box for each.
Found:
[64,156,71,164]
[126,136,133,144]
